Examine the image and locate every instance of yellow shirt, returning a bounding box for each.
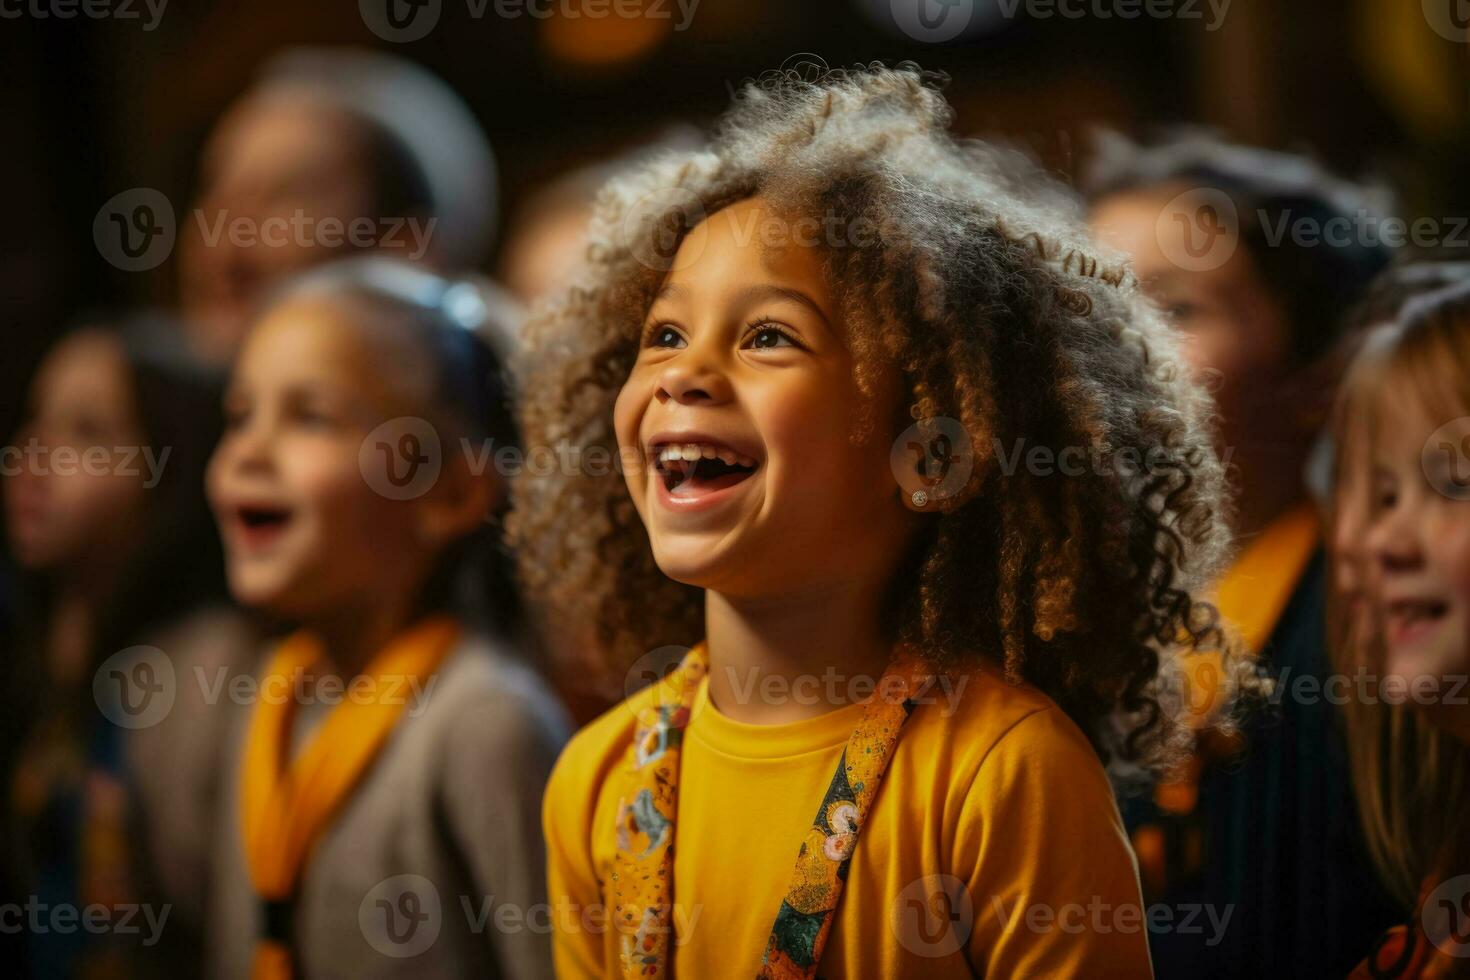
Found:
[544,660,1153,978]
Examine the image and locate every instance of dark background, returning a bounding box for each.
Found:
[1,0,1465,438]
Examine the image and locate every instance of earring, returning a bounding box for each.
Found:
[911,489,929,508]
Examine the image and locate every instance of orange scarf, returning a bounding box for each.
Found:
[1214,502,1321,657]
[1181,501,1321,723]
[240,616,459,980]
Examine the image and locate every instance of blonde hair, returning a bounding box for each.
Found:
[1329,281,1470,904]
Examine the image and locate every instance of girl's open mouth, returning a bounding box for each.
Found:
[236,504,293,548]
[653,442,759,500]
[1385,597,1450,647]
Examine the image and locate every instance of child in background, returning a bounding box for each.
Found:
[1085,132,1400,978]
[1329,280,1470,979]
[1330,262,1470,652]
[2,315,249,977]
[516,64,1247,978]
[181,48,499,365]
[204,258,566,979]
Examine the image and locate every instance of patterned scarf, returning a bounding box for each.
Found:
[610,641,931,979]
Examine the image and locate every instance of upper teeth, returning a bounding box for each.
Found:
[656,443,756,468]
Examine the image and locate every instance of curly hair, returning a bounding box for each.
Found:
[510,61,1252,774]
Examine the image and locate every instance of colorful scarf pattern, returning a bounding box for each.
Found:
[610,642,930,980]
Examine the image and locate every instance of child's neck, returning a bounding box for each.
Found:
[303,593,427,679]
[703,579,894,725]
[47,560,126,688]
[47,586,96,689]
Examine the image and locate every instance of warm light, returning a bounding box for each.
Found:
[541,2,673,68]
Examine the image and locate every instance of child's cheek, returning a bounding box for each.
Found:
[1434,508,1470,670]
[763,372,889,494]
[755,382,838,486]
[285,437,381,544]
[612,376,653,511]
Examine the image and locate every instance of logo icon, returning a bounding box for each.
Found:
[1155,187,1239,272]
[891,873,974,957]
[621,645,712,723]
[360,874,442,958]
[623,186,709,273]
[1424,0,1470,42]
[890,0,977,43]
[360,417,442,501]
[624,645,693,701]
[891,417,975,504]
[93,188,176,272]
[1423,874,1470,958]
[1421,417,1470,501]
[360,0,441,42]
[93,646,176,729]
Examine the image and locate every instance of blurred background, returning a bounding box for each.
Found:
[2,0,1466,444]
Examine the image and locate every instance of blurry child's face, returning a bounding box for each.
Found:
[3,331,149,575]
[1334,434,1375,637]
[181,98,380,364]
[1090,186,1293,437]
[1332,414,1376,639]
[613,197,915,599]
[207,298,448,620]
[1365,397,1470,700]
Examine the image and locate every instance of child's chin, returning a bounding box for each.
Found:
[227,568,301,617]
[650,541,734,590]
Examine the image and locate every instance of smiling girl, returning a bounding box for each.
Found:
[516,65,1247,978]
[1329,279,1470,978]
[204,258,566,979]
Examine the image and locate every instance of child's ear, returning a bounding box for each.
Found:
[416,457,502,545]
[894,461,934,513]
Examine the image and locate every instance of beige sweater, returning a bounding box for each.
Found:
[206,635,569,980]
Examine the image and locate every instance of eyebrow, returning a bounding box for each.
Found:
[733,284,831,325]
[652,280,830,322]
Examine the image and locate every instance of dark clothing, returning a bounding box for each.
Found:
[1137,552,1402,978]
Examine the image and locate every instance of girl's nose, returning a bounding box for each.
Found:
[655,353,732,406]
[226,413,276,473]
[1367,503,1424,576]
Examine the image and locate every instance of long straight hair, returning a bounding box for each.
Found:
[1328,282,1470,907]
